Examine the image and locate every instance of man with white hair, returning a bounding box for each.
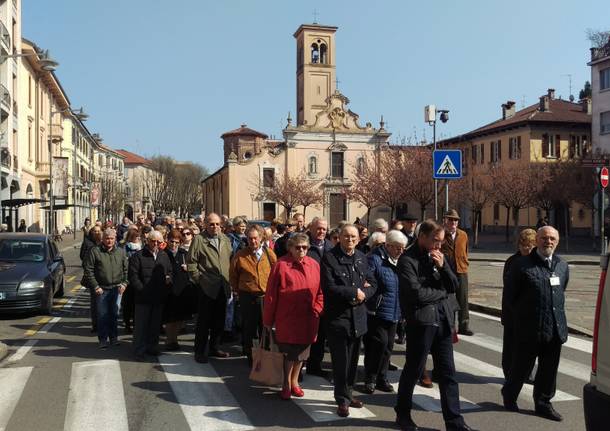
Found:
[502,226,569,422]
[83,228,128,349]
[129,230,173,361]
[357,218,388,254]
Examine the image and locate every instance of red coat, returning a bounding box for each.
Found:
[263,255,323,345]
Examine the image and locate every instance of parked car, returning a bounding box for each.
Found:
[0,233,65,314]
[248,220,271,228]
[583,254,610,430]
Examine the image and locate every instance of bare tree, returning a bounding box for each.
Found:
[402,147,435,220]
[172,163,209,217]
[145,156,176,213]
[348,153,382,225]
[253,172,301,222]
[298,178,324,220]
[586,28,610,48]
[452,174,492,247]
[490,164,536,242]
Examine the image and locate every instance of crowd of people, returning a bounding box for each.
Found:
[78,209,569,431]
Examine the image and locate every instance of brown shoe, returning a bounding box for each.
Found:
[337,405,349,417]
[209,349,229,358]
[349,398,364,408]
[417,370,433,388]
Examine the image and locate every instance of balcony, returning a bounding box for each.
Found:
[591,44,610,63]
[0,84,10,113]
[1,149,9,168]
[0,21,10,52]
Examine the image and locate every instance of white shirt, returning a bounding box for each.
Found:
[254,247,264,261]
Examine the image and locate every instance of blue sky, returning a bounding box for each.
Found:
[23,0,610,172]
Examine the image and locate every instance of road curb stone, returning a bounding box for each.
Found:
[0,341,8,361]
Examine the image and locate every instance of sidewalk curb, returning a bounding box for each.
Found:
[469,302,594,338]
[0,341,8,362]
[470,258,599,266]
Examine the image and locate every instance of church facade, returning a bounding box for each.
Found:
[202,24,391,225]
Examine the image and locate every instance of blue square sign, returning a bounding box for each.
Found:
[433,150,462,179]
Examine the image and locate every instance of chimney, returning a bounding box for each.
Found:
[502,100,516,120]
[539,95,550,112]
[547,88,555,99]
[581,98,592,115]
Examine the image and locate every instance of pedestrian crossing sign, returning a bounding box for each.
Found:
[433,150,462,179]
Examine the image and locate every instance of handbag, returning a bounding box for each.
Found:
[249,328,284,387]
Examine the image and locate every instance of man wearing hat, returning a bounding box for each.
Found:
[442,209,473,336]
[400,214,418,248]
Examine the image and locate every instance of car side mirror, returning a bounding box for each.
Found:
[53,255,64,263]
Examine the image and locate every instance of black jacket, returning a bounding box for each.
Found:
[128,247,173,305]
[505,249,569,344]
[397,244,458,327]
[167,247,190,296]
[274,233,292,258]
[321,245,377,338]
[80,235,97,265]
[307,236,334,264]
[501,251,522,326]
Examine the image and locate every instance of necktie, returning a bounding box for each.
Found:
[547,258,552,269]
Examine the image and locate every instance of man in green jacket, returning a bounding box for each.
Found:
[187,212,232,363]
[83,228,128,348]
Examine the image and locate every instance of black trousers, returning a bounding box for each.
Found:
[121,284,135,328]
[327,328,361,406]
[238,291,264,358]
[89,288,97,330]
[133,304,164,356]
[395,318,406,341]
[502,335,562,407]
[363,315,397,383]
[456,273,470,330]
[195,289,227,356]
[307,315,327,371]
[395,324,464,426]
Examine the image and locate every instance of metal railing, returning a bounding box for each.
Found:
[0,21,10,50]
[0,149,10,168]
[12,154,17,171]
[0,84,10,110]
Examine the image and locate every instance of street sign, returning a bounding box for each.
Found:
[433,150,462,179]
[581,158,609,168]
[601,167,609,188]
[593,191,610,210]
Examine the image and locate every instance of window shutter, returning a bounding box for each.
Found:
[481,144,485,164]
[517,137,521,159]
[542,134,549,158]
[555,135,561,158]
[497,140,502,160]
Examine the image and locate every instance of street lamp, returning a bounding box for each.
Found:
[425,105,450,220]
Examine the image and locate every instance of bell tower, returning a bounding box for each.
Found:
[293,23,338,126]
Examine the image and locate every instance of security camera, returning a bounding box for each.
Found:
[440,111,449,123]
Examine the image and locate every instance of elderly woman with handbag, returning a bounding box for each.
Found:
[263,233,324,400]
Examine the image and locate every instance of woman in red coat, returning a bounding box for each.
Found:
[264,233,324,400]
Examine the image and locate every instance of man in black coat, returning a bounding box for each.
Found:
[128,230,173,361]
[80,225,102,333]
[321,224,377,418]
[305,217,334,377]
[394,220,471,431]
[502,226,569,422]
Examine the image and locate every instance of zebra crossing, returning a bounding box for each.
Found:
[0,324,591,431]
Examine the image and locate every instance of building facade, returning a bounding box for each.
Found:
[202,24,391,225]
[589,39,610,154]
[115,149,153,220]
[439,89,592,234]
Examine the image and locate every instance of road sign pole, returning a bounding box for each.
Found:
[445,181,449,213]
[433,120,438,221]
[601,188,605,255]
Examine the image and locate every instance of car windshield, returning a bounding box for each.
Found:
[0,239,46,262]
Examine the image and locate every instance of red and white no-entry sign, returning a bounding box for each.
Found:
[601,167,609,189]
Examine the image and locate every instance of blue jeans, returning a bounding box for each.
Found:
[96,288,119,342]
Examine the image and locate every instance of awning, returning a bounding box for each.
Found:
[1,198,49,208]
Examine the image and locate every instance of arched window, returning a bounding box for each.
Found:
[308,156,317,174]
[311,43,319,64]
[320,43,327,64]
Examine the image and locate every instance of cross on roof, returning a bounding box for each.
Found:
[335,76,340,89]
[313,9,319,24]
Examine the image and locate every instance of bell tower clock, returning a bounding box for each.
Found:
[293,24,338,127]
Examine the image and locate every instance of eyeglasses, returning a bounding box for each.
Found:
[149,240,163,244]
[294,245,308,250]
[183,232,192,236]
[169,240,181,244]
[208,223,221,226]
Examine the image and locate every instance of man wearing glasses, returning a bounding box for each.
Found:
[187,212,233,363]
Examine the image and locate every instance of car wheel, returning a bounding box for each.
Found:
[42,286,54,315]
[55,276,65,298]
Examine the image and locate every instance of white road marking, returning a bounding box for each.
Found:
[470,310,593,354]
[6,340,38,363]
[38,316,61,334]
[64,360,129,431]
[295,372,376,421]
[159,352,255,430]
[459,333,590,382]
[453,350,580,402]
[0,367,33,431]
[358,356,479,412]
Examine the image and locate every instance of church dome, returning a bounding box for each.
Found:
[220,124,268,139]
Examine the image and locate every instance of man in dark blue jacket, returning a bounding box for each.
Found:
[321,224,377,418]
[394,220,471,431]
[502,226,568,422]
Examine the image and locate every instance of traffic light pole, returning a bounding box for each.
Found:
[433,121,438,221]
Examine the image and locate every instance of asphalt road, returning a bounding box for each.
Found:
[0,244,592,431]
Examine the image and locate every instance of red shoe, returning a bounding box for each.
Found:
[291,386,305,397]
[279,387,291,400]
